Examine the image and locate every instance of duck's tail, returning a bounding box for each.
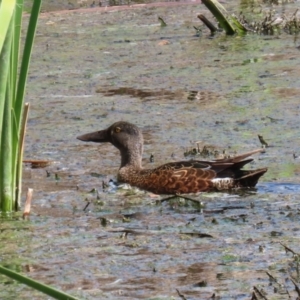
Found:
[212,168,268,190]
[234,168,268,188]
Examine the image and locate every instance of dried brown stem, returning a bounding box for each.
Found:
[23,188,33,219]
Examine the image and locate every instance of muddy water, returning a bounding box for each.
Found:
[1,2,300,299]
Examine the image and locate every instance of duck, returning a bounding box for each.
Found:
[77,121,268,194]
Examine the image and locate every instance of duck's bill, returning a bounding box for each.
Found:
[77,129,108,143]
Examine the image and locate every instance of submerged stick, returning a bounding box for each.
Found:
[197,14,218,34]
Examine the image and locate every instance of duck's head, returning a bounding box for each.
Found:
[77,121,144,168]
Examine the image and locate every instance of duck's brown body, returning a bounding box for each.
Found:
[77,121,267,194]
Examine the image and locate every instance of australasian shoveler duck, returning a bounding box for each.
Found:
[77,121,268,194]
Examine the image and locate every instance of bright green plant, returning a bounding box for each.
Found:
[0,0,41,213]
[0,265,80,300]
[201,0,247,35]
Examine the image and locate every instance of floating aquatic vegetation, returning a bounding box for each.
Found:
[238,9,300,35]
[199,0,300,35]
[149,154,154,163]
[158,16,167,27]
[184,143,234,159]
[252,243,300,299]
[262,0,295,5]
[258,134,269,148]
[23,159,52,169]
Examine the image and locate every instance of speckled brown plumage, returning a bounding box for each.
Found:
[77,121,268,194]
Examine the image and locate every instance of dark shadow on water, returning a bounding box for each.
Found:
[96,86,179,101]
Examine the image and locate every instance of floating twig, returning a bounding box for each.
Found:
[176,289,187,300]
[252,286,268,299]
[279,242,298,255]
[83,201,90,211]
[290,277,300,297]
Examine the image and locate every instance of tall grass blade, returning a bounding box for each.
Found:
[1,0,42,212]
[11,0,24,102]
[0,265,80,300]
[13,0,42,208]
[201,0,247,35]
[0,0,15,51]
[15,0,42,128]
[0,0,15,137]
[0,18,14,213]
[202,0,235,35]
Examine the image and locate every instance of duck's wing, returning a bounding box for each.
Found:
[155,160,216,171]
[197,148,266,178]
[143,149,268,194]
[208,148,264,163]
[140,161,218,194]
[137,149,267,194]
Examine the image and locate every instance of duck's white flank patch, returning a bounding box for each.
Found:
[212,178,234,190]
[212,178,231,183]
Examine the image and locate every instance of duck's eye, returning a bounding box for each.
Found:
[115,127,121,133]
